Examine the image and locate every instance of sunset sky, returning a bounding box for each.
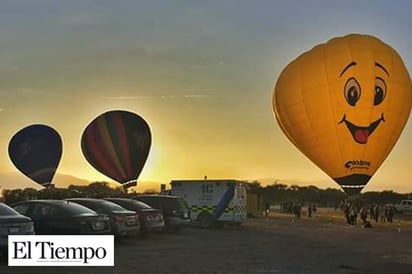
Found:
[0,1,411,193]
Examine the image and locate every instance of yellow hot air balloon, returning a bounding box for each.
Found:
[273,34,412,195]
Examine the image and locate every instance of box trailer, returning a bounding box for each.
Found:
[170,179,247,228]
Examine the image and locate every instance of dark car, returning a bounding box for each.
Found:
[132,195,190,232]
[105,198,165,233]
[66,198,139,237]
[1,202,35,254]
[11,200,110,235]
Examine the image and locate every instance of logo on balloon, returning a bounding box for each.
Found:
[344,160,371,170]
[273,34,412,195]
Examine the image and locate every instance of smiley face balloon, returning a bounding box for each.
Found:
[273,34,412,195]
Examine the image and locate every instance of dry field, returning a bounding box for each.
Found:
[1,209,412,274]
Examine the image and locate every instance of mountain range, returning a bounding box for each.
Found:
[3,173,403,193]
[0,172,164,192]
[0,172,90,190]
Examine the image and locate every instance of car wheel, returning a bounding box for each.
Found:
[198,212,214,228]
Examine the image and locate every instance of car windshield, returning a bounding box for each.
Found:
[135,197,160,208]
[139,196,189,213]
[169,198,189,211]
[0,202,20,216]
[77,200,128,212]
[60,201,97,215]
[131,200,152,209]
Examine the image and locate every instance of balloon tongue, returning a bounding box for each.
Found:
[354,129,369,144]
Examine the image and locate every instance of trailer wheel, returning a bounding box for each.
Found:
[198,212,214,228]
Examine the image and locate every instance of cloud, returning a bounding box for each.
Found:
[104,94,219,100]
[0,87,43,98]
[15,87,71,99]
[61,12,106,26]
[183,94,219,99]
[0,66,19,71]
[103,96,160,100]
[17,87,38,94]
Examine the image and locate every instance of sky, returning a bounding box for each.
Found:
[0,0,411,193]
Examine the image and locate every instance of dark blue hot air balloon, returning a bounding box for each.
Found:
[8,124,63,188]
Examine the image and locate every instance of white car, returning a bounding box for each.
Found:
[394,200,412,213]
[0,202,35,254]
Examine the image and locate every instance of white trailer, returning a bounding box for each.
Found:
[170,179,247,228]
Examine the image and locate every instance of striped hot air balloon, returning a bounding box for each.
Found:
[81,110,152,189]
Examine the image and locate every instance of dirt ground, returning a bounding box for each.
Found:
[1,209,412,274]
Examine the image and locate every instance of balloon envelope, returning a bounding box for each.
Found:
[81,110,152,188]
[8,124,63,187]
[273,34,412,195]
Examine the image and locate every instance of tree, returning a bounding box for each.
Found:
[22,188,38,200]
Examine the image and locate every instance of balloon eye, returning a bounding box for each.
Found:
[344,78,361,106]
[374,77,386,105]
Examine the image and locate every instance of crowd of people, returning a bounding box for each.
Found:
[342,198,396,227]
[275,198,398,228]
[269,198,400,229]
[278,201,318,219]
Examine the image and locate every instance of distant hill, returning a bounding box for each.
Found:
[0,172,90,190]
[0,172,163,192]
[249,177,338,189]
[251,177,411,194]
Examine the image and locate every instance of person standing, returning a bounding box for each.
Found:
[308,204,312,218]
[264,201,271,219]
[374,204,380,223]
[312,203,317,218]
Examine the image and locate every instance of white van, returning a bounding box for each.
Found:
[170,179,247,228]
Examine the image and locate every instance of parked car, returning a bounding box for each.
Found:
[394,200,412,214]
[105,198,165,233]
[132,195,190,232]
[66,198,139,237]
[1,202,35,254]
[11,200,110,235]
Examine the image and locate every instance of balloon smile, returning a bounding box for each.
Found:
[339,113,385,144]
